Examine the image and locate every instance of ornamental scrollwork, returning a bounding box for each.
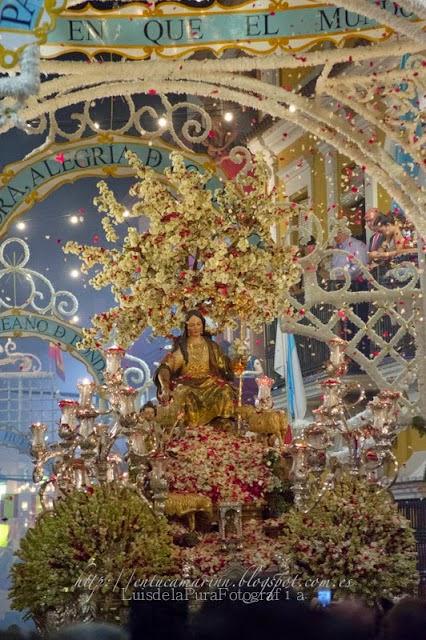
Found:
[0,238,78,318]
[29,94,214,155]
[282,213,422,415]
[123,353,154,396]
[0,338,42,372]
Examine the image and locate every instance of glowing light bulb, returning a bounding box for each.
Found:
[94,122,100,130]
[158,117,167,128]
[224,111,233,122]
[16,221,26,230]
[70,269,80,279]
[71,315,80,323]
[289,104,297,113]
[70,215,79,224]
[123,209,130,217]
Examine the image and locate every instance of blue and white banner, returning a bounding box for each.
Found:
[39,0,418,61]
[274,324,306,423]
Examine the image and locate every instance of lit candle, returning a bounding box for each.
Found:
[119,387,137,416]
[77,379,95,407]
[73,461,88,489]
[31,423,47,449]
[94,422,109,443]
[79,412,96,438]
[105,346,125,374]
[129,431,148,456]
[58,400,79,429]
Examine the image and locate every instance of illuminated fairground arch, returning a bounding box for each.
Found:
[1,2,424,233]
[0,135,222,236]
[0,310,106,383]
[12,65,426,235]
[0,236,154,394]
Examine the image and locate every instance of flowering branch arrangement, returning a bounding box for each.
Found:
[10,485,174,626]
[279,474,418,603]
[64,151,302,347]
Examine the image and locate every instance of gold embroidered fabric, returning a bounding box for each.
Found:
[157,337,236,427]
[183,341,210,377]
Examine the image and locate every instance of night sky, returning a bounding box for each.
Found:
[0,127,170,397]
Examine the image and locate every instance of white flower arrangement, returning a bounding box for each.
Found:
[64,151,303,346]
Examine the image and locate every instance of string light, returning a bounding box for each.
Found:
[123,209,130,217]
[224,111,234,122]
[289,104,297,113]
[70,215,79,224]
[94,122,100,130]
[70,269,80,279]
[71,315,80,323]
[16,221,26,230]
[158,117,167,128]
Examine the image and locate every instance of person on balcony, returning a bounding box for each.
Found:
[365,207,385,255]
[369,214,418,282]
[330,222,368,288]
[330,220,369,362]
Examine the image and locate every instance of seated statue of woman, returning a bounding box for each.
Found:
[154,310,236,427]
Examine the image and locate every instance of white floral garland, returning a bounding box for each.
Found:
[0,45,40,132]
[398,0,426,19]
[179,71,426,231]
[17,73,425,234]
[38,36,424,78]
[319,75,424,170]
[333,0,426,43]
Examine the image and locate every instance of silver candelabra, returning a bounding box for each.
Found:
[31,346,169,515]
[286,338,404,512]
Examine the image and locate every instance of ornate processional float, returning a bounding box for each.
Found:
[9,153,419,627]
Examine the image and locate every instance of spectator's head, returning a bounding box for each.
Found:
[49,623,128,640]
[334,230,350,245]
[140,401,157,420]
[331,218,352,245]
[0,627,40,640]
[192,585,325,640]
[323,598,377,640]
[129,586,189,640]
[380,596,426,640]
[304,236,317,256]
[365,207,381,231]
[375,214,398,238]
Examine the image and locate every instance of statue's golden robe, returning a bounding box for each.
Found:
[155,338,236,427]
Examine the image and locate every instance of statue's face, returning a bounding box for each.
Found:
[186,315,203,337]
[143,407,156,420]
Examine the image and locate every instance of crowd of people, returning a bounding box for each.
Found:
[302,207,418,284]
[330,207,418,284]
[299,208,419,364]
[0,589,425,640]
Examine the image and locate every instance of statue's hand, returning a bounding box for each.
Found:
[159,387,171,405]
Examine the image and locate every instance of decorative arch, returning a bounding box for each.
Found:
[0,135,222,235]
[0,236,154,393]
[0,310,106,382]
[14,71,425,233]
